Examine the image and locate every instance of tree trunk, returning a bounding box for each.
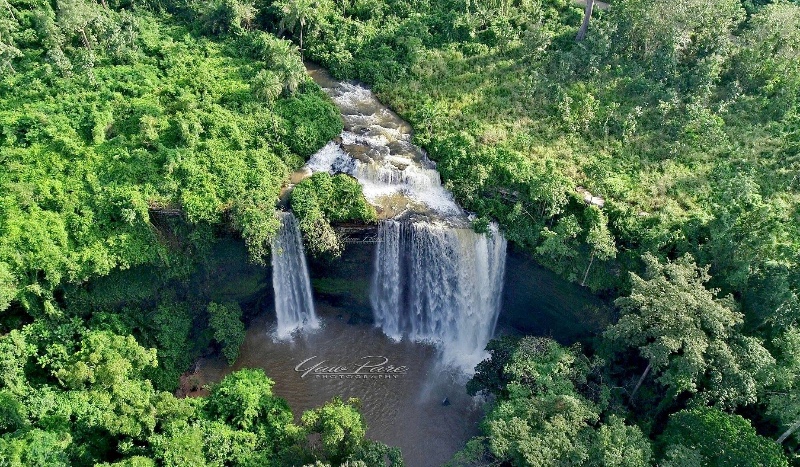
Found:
[581,249,595,286]
[5,2,16,20]
[777,417,800,444]
[575,0,594,42]
[630,360,652,401]
[299,26,304,60]
[80,29,92,50]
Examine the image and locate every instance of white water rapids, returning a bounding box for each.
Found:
[299,65,508,372]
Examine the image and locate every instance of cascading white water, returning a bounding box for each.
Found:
[371,221,507,372]
[306,139,461,217]
[305,64,508,372]
[271,211,319,338]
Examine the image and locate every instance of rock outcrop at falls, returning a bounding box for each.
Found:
[304,64,508,372]
[271,211,319,338]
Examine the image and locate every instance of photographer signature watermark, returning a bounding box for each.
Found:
[295,355,408,379]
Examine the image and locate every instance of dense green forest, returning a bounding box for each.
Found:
[0,0,392,464]
[1,0,799,464]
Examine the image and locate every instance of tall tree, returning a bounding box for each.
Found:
[57,0,101,50]
[301,397,367,464]
[575,0,594,41]
[581,206,616,287]
[658,407,788,467]
[605,253,774,408]
[463,337,650,466]
[275,0,311,59]
[766,327,800,444]
[0,0,21,74]
[274,0,331,59]
[202,0,257,35]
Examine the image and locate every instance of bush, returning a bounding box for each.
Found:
[207,302,246,364]
[275,89,343,158]
[290,172,376,256]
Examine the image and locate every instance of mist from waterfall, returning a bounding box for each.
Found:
[371,220,507,372]
[271,211,319,338]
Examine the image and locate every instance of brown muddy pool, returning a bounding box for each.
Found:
[181,304,486,467]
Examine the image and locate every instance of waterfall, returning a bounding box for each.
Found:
[371,220,507,372]
[271,211,319,338]
[304,65,509,372]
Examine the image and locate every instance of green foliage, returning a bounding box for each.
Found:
[291,172,376,256]
[589,415,652,467]
[467,335,519,397]
[462,336,649,466]
[731,1,800,119]
[239,31,308,95]
[605,253,775,409]
[274,0,333,57]
[765,326,800,445]
[0,329,33,395]
[274,88,344,158]
[0,428,72,467]
[201,0,257,36]
[300,397,400,465]
[482,384,600,465]
[52,330,157,390]
[147,301,196,391]
[206,301,245,364]
[0,4,339,314]
[205,368,295,438]
[657,406,788,467]
[0,263,15,311]
[0,390,25,434]
[251,68,285,103]
[301,397,367,464]
[610,0,745,87]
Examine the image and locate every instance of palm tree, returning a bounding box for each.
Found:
[268,37,305,94]
[277,0,313,59]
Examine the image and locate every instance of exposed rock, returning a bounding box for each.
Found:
[291,167,313,184]
[576,186,605,208]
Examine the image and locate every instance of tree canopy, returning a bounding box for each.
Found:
[605,253,775,409]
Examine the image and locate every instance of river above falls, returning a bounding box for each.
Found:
[298,63,467,225]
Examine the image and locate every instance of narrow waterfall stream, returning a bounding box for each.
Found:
[271,211,319,338]
[304,64,508,372]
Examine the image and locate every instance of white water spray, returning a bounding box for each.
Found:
[371,221,507,372]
